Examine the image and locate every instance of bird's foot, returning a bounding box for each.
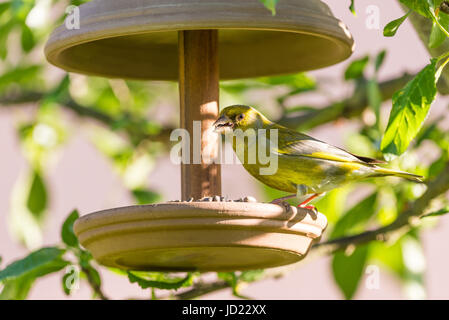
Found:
[296,193,322,215]
[298,204,318,214]
[271,200,293,212]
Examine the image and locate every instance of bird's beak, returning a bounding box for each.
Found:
[213,115,234,133]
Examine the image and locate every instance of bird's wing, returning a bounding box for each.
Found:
[275,131,383,165]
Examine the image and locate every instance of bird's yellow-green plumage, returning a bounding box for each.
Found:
[213,105,422,196]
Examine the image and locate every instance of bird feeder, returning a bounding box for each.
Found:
[45,0,353,271]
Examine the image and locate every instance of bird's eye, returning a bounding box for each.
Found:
[237,113,245,121]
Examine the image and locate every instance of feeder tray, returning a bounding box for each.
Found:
[73,202,327,271]
[45,0,352,271]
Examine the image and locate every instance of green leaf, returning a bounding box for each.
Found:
[0,247,67,282]
[374,50,387,72]
[284,106,316,114]
[383,12,410,37]
[0,2,10,16]
[131,189,161,205]
[429,21,447,48]
[61,209,79,248]
[428,153,448,178]
[107,267,128,276]
[367,79,382,123]
[429,8,449,48]
[370,239,405,276]
[217,272,244,298]
[20,23,35,52]
[128,272,193,290]
[421,206,449,218]
[62,266,79,296]
[0,21,13,60]
[87,266,101,288]
[0,276,34,300]
[349,0,356,16]
[11,0,35,21]
[92,83,122,114]
[344,56,370,80]
[26,170,48,218]
[414,118,449,150]
[400,0,432,17]
[258,0,278,15]
[217,271,260,298]
[239,270,264,283]
[332,245,369,299]
[315,186,351,224]
[259,73,316,90]
[0,65,41,90]
[76,247,92,265]
[415,120,443,147]
[62,272,71,295]
[217,272,237,285]
[381,60,438,156]
[45,75,71,103]
[82,263,102,298]
[330,193,378,239]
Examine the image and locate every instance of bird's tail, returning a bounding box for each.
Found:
[371,167,424,183]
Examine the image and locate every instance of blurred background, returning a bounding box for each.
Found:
[1,0,448,299]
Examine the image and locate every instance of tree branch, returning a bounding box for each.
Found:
[0,90,173,145]
[165,268,291,300]
[0,73,413,142]
[277,73,414,130]
[170,280,229,300]
[80,265,109,300]
[313,161,449,254]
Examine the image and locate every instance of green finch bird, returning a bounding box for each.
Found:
[213,105,423,211]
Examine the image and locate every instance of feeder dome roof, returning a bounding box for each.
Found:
[45,0,354,80]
